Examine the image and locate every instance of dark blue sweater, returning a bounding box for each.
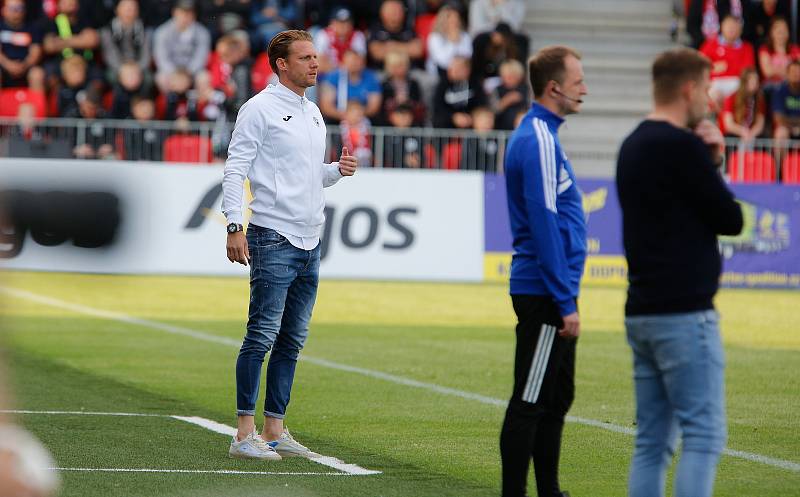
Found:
[504,103,587,316]
[616,120,744,316]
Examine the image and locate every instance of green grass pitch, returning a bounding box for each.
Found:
[0,272,798,496]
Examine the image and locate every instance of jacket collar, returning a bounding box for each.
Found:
[530,102,565,132]
[272,80,308,104]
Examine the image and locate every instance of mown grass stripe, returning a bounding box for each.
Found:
[3,286,798,474]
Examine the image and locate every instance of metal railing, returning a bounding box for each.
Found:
[722,138,800,184]
[1,118,798,182]
[0,117,512,172]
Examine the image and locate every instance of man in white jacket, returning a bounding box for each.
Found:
[222,29,357,460]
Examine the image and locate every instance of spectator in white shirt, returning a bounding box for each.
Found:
[425,4,471,77]
[468,0,525,37]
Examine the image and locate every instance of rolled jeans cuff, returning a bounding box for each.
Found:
[236,409,255,417]
[264,410,285,420]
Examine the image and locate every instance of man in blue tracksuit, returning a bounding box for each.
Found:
[501,45,588,497]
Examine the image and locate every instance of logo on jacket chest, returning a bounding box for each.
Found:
[283,115,292,121]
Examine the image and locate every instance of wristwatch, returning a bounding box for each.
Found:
[226,223,243,233]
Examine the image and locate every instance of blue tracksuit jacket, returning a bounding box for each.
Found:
[504,103,587,316]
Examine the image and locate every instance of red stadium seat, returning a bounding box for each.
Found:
[251,53,274,92]
[441,141,463,170]
[102,90,114,112]
[726,150,775,183]
[424,143,438,169]
[415,13,436,58]
[0,88,47,118]
[782,152,800,184]
[163,135,213,163]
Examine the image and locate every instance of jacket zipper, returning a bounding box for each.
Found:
[301,97,315,225]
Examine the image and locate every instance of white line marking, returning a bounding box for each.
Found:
[1,410,167,417]
[0,410,381,476]
[51,467,347,476]
[3,286,799,473]
[171,416,237,437]
[171,416,381,476]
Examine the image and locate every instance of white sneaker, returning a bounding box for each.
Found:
[229,431,282,460]
[267,429,319,458]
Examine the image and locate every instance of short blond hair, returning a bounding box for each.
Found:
[267,29,313,73]
[384,50,409,70]
[60,54,87,74]
[500,59,525,78]
[528,45,581,98]
[652,48,711,105]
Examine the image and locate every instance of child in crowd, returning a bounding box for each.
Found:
[56,55,88,117]
[188,70,226,122]
[722,67,766,143]
[380,50,425,126]
[341,99,372,166]
[433,56,486,129]
[73,87,115,159]
[491,59,528,130]
[383,103,422,168]
[110,61,147,119]
[163,69,193,120]
[461,106,501,171]
[122,95,163,161]
[208,30,251,118]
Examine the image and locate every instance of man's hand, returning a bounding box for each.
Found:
[339,147,357,176]
[559,312,580,338]
[694,119,725,166]
[226,231,249,266]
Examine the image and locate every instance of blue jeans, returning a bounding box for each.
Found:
[235,225,320,419]
[625,310,726,497]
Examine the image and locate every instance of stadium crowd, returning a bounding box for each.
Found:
[687,0,800,146]
[0,0,529,168]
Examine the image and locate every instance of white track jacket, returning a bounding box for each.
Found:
[222,81,342,247]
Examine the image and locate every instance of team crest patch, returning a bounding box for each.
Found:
[313,116,320,127]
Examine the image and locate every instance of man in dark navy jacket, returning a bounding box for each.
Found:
[501,45,588,497]
[617,47,743,497]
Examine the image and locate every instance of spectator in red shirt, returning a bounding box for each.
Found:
[313,7,366,75]
[721,67,765,142]
[340,99,372,167]
[700,15,754,108]
[207,30,251,118]
[758,16,800,91]
[687,0,743,48]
